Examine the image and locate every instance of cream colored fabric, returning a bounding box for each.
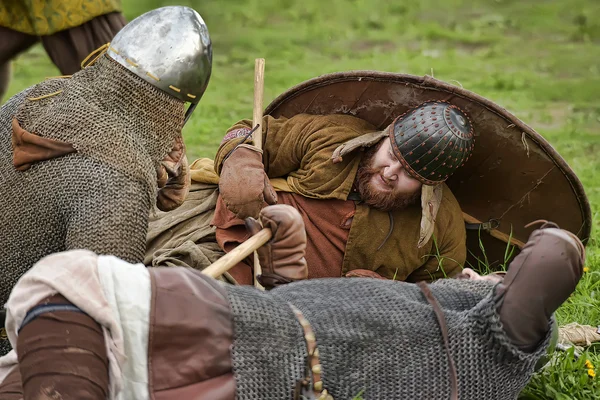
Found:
[0,250,154,400]
[559,323,600,347]
[418,184,444,248]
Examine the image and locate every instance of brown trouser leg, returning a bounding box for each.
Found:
[0,62,12,103]
[0,26,39,102]
[41,12,127,75]
[0,26,39,65]
[497,224,584,352]
[17,294,109,400]
[0,12,125,102]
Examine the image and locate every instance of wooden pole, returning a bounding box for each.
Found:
[252,58,266,289]
[253,58,265,149]
[202,228,273,279]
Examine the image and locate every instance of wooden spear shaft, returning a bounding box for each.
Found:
[202,228,272,279]
[253,58,265,149]
[252,58,266,289]
[201,60,269,283]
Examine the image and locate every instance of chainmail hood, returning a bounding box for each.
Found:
[14,54,186,201]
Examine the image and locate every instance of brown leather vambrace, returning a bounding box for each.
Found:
[17,294,109,400]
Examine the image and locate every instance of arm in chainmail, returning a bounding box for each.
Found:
[63,158,152,264]
[214,114,377,178]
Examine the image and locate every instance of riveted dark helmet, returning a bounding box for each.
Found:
[389,101,474,185]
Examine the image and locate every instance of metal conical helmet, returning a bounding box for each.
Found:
[389,101,474,185]
[106,6,212,106]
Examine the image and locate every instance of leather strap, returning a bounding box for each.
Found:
[417,282,458,400]
[19,303,85,332]
[290,304,333,400]
[464,219,499,231]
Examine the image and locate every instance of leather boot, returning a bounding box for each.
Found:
[496,222,584,352]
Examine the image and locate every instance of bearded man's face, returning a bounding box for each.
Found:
[356,138,422,212]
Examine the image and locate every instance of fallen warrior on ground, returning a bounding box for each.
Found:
[0,205,584,400]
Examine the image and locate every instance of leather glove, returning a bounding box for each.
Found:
[156,136,191,212]
[219,144,277,219]
[245,205,308,289]
[345,269,386,279]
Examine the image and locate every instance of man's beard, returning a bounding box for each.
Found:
[355,145,421,212]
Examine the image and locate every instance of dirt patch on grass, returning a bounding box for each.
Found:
[455,41,490,53]
[531,102,573,130]
[351,39,397,53]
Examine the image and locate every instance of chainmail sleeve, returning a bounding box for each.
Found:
[62,157,152,264]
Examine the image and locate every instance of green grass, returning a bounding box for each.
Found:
[3,0,600,397]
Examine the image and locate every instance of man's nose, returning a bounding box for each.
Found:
[383,165,402,180]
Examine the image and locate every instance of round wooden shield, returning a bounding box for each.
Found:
[264,71,591,269]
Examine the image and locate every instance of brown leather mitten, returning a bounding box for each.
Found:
[245,205,308,289]
[219,144,277,219]
[496,222,584,352]
[345,269,387,279]
[156,137,191,211]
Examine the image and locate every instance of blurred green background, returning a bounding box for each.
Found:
[4,0,600,159]
[4,1,600,397]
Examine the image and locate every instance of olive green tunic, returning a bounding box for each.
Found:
[0,0,121,35]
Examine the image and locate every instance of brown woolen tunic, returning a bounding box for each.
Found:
[214,114,467,283]
[213,192,354,284]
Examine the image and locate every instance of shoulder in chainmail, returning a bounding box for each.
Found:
[0,56,185,333]
[225,278,551,400]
